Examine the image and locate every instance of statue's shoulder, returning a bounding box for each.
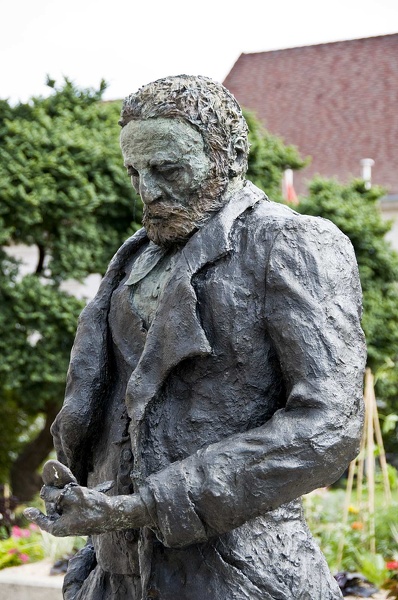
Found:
[248,188,350,247]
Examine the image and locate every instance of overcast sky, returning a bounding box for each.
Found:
[1,0,397,104]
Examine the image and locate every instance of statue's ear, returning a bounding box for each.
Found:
[228,137,247,178]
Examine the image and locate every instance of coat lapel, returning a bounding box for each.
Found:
[125,182,265,442]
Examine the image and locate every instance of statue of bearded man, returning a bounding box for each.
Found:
[26,75,366,600]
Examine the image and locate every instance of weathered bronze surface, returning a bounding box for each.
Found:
[26,75,366,599]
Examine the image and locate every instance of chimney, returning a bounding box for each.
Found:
[360,158,375,190]
[282,169,298,204]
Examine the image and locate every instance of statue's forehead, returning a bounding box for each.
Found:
[120,118,206,162]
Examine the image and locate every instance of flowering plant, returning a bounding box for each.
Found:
[0,524,44,569]
[384,560,398,599]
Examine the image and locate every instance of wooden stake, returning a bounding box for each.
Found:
[327,369,392,566]
[337,457,357,568]
[357,407,367,511]
[372,394,392,504]
[365,369,376,554]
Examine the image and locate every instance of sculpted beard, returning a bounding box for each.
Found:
[143,170,228,247]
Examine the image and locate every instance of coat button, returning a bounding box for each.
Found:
[124,530,135,541]
[120,485,131,494]
[122,448,133,461]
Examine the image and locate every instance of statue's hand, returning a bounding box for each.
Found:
[24,460,150,537]
[24,483,115,536]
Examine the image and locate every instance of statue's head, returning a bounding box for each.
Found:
[119,76,249,246]
[120,75,249,185]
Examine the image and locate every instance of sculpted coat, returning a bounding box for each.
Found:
[52,182,366,599]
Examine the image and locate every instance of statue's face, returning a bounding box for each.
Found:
[120,118,216,246]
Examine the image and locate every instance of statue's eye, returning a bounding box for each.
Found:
[157,166,180,181]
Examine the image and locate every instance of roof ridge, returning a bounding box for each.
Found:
[239,31,398,57]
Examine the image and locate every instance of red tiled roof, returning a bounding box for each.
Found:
[223,34,398,194]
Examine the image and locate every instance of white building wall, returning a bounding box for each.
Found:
[4,244,101,302]
[380,198,398,253]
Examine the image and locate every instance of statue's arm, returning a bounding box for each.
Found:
[139,220,367,548]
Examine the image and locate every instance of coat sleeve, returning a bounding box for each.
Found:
[140,218,366,548]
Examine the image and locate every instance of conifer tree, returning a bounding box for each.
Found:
[0,80,141,500]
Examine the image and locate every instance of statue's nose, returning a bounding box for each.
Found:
[140,173,162,205]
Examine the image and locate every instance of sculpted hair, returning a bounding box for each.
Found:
[119,75,249,181]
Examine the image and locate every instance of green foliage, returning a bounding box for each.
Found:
[0,517,86,570]
[304,485,398,580]
[0,273,83,410]
[358,552,390,588]
[384,414,398,435]
[0,525,45,569]
[298,178,398,443]
[244,109,308,202]
[0,78,142,280]
[0,79,142,487]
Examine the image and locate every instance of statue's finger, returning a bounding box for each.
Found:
[50,517,75,537]
[23,508,55,534]
[93,480,115,493]
[40,485,63,503]
[44,501,58,517]
[42,460,77,488]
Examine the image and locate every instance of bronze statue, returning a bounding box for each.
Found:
[26,75,366,599]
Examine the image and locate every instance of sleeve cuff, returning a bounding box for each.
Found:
[143,461,208,548]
